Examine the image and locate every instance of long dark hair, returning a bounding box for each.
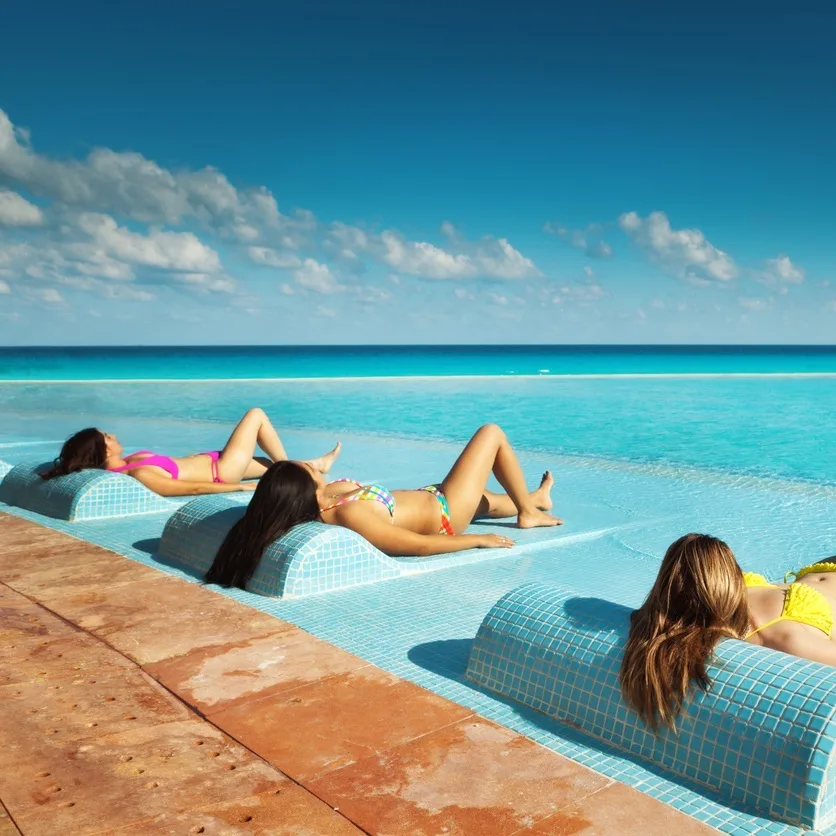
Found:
[41,428,107,480]
[205,460,321,589]
[620,533,749,731]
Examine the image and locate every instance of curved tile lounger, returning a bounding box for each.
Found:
[466,582,836,830]
[157,495,402,597]
[157,495,545,598]
[0,460,185,521]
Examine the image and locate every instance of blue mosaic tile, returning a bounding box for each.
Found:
[465,581,836,831]
[0,459,187,521]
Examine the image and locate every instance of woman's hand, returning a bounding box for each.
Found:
[475,533,515,549]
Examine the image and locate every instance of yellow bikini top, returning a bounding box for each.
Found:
[743,569,834,638]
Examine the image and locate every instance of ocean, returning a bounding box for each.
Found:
[2,344,836,381]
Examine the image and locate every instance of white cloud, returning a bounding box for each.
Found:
[0,279,10,294]
[101,284,156,302]
[0,190,43,226]
[474,238,539,280]
[619,211,738,283]
[545,221,613,258]
[353,285,391,304]
[75,213,221,272]
[454,287,474,300]
[247,246,302,269]
[739,296,768,311]
[551,282,608,305]
[279,283,295,296]
[329,223,539,282]
[294,259,342,294]
[758,255,804,286]
[379,231,475,279]
[179,272,235,293]
[0,109,307,245]
[314,305,337,318]
[488,293,508,306]
[33,287,63,304]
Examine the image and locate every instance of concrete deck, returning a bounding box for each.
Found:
[0,513,717,835]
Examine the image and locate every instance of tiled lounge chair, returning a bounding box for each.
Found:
[157,495,565,598]
[0,460,188,521]
[467,581,836,830]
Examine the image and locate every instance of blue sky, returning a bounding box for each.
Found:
[0,0,834,345]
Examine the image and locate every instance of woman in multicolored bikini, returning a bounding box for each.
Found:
[42,408,341,496]
[207,424,561,588]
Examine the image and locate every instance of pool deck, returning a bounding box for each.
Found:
[0,513,717,835]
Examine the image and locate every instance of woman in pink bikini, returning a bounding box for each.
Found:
[42,408,341,496]
[207,424,562,588]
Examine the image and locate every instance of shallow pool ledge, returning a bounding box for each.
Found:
[466,581,836,830]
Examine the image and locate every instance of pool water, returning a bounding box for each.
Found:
[2,374,836,834]
[2,375,836,484]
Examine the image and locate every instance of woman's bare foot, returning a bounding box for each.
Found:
[306,442,341,474]
[531,470,554,511]
[517,506,563,529]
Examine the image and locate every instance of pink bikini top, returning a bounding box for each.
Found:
[108,451,180,479]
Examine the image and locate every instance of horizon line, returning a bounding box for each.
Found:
[2,343,836,351]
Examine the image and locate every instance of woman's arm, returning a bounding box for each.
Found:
[333,507,513,556]
[128,470,256,497]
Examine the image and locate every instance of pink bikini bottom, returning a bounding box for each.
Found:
[203,451,223,483]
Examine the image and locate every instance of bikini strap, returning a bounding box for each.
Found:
[745,616,786,639]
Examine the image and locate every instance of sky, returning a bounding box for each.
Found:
[0,0,834,345]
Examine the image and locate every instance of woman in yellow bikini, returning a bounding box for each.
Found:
[206,424,561,589]
[620,533,836,730]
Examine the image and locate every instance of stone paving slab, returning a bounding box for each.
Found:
[0,805,21,836]
[512,781,718,835]
[209,666,475,782]
[1,667,191,745]
[308,717,611,836]
[100,785,367,835]
[144,628,371,716]
[28,572,294,666]
[0,632,136,686]
[0,514,718,835]
[2,721,287,835]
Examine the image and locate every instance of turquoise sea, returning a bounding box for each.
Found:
[3,344,836,380]
[1,345,835,485]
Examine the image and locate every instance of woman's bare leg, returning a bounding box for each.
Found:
[217,408,340,483]
[474,472,556,519]
[440,425,561,532]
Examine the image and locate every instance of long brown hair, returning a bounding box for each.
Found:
[619,533,749,731]
[41,428,107,480]
[205,461,321,590]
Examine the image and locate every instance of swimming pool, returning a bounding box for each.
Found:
[2,374,835,834]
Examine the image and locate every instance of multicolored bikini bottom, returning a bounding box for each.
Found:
[419,484,455,535]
